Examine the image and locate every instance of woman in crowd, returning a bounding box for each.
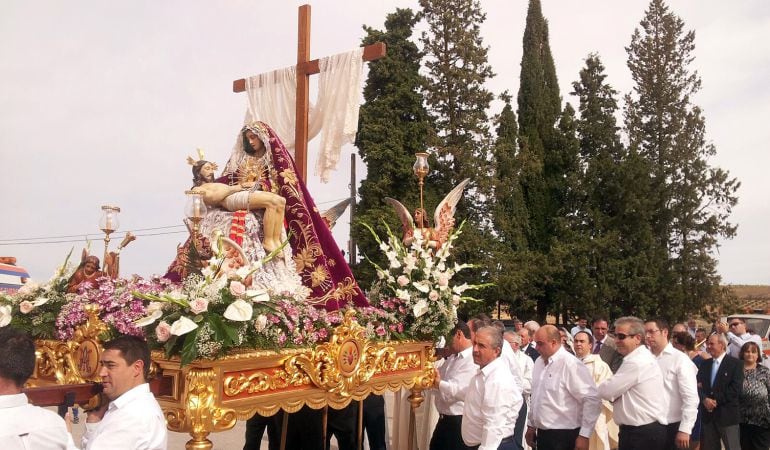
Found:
[739,341,770,450]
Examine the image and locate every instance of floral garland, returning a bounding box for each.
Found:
[0,251,75,339]
[0,222,481,365]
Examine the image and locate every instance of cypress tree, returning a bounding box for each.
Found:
[624,0,739,319]
[352,9,433,289]
[515,0,564,320]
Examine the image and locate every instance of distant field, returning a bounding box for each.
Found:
[725,284,770,313]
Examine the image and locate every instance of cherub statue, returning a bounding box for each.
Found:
[385,178,470,250]
[187,151,286,254]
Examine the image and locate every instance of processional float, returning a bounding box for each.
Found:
[4,5,484,450]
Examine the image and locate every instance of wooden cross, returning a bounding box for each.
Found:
[232,4,386,182]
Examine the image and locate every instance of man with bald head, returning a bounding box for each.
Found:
[462,326,522,450]
[526,325,600,450]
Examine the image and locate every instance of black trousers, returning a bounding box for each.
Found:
[243,413,283,450]
[618,422,667,450]
[326,403,357,450]
[535,428,579,450]
[740,423,770,450]
[663,421,681,450]
[430,414,474,450]
[363,395,387,450]
[512,401,527,450]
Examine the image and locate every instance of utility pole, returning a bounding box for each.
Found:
[348,153,356,266]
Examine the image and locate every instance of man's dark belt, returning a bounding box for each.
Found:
[438,413,462,420]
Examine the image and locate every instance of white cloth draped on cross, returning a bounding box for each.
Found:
[244,47,364,182]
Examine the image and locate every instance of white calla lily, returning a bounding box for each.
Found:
[247,289,270,303]
[413,300,429,318]
[170,316,198,336]
[32,296,49,307]
[224,299,253,321]
[134,309,163,327]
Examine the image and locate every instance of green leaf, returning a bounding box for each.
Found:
[180,328,200,367]
[208,314,238,346]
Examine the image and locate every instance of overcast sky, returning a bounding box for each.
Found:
[1,1,768,286]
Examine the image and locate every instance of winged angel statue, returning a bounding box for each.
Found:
[384,178,470,251]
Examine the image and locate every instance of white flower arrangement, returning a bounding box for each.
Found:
[364,221,488,340]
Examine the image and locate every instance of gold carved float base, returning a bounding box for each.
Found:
[153,311,435,450]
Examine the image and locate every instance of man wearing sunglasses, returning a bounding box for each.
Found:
[597,316,668,449]
[716,318,762,359]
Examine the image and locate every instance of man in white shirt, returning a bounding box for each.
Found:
[83,335,167,450]
[570,318,592,337]
[462,326,522,450]
[598,317,668,450]
[431,320,478,450]
[504,331,534,450]
[0,327,75,450]
[471,319,523,392]
[717,317,763,358]
[644,319,698,450]
[526,325,600,450]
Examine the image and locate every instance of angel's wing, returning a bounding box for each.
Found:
[433,178,470,246]
[384,197,415,239]
[321,198,352,230]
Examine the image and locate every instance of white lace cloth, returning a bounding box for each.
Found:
[244,47,364,182]
[200,208,301,290]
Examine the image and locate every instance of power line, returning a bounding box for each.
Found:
[0,197,350,246]
[0,230,187,246]
[0,225,186,242]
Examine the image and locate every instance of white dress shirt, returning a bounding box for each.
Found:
[726,331,762,358]
[598,345,668,426]
[654,343,698,433]
[501,342,524,390]
[82,383,167,450]
[528,347,601,438]
[435,346,478,415]
[462,356,522,450]
[512,349,534,397]
[0,393,76,450]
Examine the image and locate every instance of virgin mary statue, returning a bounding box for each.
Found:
[166,121,368,311]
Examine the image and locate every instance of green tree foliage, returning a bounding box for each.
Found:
[352,9,433,289]
[418,0,497,310]
[568,53,660,319]
[488,95,540,317]
[623,0,740,320]
[514,0,572,321]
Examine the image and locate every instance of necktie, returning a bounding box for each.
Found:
[593,341,602,354]
[710,360,720,386]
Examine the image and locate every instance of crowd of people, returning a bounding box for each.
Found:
[428,314,770,450]
[2,313,770,450]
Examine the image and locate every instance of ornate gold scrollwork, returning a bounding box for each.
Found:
[32,304,107,385]
[166,368,238,450]
[281,310,426,399]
